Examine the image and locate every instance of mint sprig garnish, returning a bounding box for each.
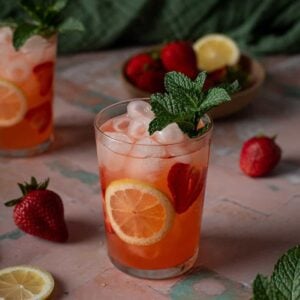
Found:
[12,0,84,50]
[253,245,300,299]
[148,71,239,138]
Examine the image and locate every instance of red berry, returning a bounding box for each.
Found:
[125,53,158,84]
[168,163,206,213]
[161,41,198,79]
[135,69,165,93]
[203,78,214,91]
[240,136,281,177]
[5,178,68,243]
[33,61,54,96]
[207,67,227,83]
[25,101,52,133]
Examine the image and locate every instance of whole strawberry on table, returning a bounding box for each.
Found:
[124,34,250,93]
[240,135,282,177]
[5,177,68,243]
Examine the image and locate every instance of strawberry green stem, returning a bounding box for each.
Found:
[4,198,22,207]
[4,177,49,207]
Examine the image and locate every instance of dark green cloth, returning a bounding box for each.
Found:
[1,0,300,55]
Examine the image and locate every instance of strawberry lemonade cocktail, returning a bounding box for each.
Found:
[0,26,56,156]
[95,99,212,279]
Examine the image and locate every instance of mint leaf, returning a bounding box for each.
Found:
[19,0,42,24]
[11,0,84,50]
[219,80,240,95]
[148,71,237,137]
[177,121,198,137]
[13,23,39,50]
[151,93,193,117]
[50,0,68,12]
[194,72,207,91]
[252,245,300,300]
[272,246,300,300]
[164,72,200,111]
[198,87,231,114]
[149,116,174,135]
[253,275,279,300]
[58,17,85,33]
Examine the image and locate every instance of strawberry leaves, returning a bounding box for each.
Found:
[4,177,49,207]
[148,71,239,138]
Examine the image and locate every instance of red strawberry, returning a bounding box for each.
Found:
[25,101,52,133]
[208,67,227,83]
[168,163,206,213]
[33,61,54,96]
[135,69,165,93]
[161,41,198,79]
[125,53,159,84]
[203,78,214,91]
[240,136,281,177]
[5,177,68,243]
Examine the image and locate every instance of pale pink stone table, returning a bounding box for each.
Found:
[1,49,299,300]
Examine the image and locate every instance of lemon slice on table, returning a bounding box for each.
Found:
[0,79,27,127]
[105,179,174,246]
[193,34,240,72]
[0,265,54,300]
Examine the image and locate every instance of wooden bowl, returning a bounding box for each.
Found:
[121,54,265,119]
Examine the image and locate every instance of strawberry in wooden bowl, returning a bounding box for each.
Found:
[122,34,265,119]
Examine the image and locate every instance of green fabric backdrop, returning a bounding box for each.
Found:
[1,0,300,55]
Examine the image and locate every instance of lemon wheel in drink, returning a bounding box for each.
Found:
[105,178,175,246]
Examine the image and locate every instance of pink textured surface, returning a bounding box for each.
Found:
[0,49,299,299]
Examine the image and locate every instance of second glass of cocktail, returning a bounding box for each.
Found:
[95,98,213,279]
[0,26,57,157]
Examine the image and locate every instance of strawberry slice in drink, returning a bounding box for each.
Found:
[168,163,206,213]
[33,61,54,96]
[25,101,52,133]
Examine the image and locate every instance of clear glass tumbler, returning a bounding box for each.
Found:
[95,99,213,279]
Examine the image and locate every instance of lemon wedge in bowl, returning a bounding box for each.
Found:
[193,34,240,72]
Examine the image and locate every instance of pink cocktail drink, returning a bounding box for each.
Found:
[95,99,212,279]
[0,26,56,156]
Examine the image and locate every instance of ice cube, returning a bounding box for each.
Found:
[127,100,154,122]
[154,123,185,144]
[167,144,192,163]
[125,156,165,182]
[0,27,13,45]
[127,119,148,140]
[21,35,55,65]
[96,141,126,172]
[131,137,167,158]
[101,131,133,154]
[112,115,130,132]
[4,56,31,82]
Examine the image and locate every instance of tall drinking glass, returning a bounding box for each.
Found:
[0,26,57,157]
[95,99,212,279]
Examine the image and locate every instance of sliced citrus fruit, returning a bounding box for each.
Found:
[193,34,240,72]
[0,265,54,300]
[0,79,27,127]
[105,179,174,246]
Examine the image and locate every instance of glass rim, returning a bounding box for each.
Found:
[94,98,213,147]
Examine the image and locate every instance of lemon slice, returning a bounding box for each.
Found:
[105,179,174,246]
[193,34,240,72]
[0,265,54,300]
[0,79,27,127]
